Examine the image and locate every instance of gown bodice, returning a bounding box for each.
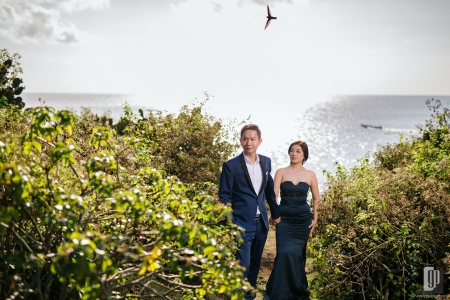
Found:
[279,181,309,206]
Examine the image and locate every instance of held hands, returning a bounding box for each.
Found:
[309,219,317,236]
[269,217,281,225]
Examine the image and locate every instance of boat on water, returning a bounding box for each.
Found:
[361,124,382,130]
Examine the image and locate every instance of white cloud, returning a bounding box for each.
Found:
[210,2,223,13]
[0,0,110,44]
[52,0,110,13]
[238,0,312,6]
[241,0,294,5]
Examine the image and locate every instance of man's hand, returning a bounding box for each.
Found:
[270,217,281,225]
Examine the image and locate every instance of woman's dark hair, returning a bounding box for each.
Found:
[288,140,309,164]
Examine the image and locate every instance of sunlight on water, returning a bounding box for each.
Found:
[274,95,450,190]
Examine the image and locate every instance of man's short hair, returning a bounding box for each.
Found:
[240,124,261,139]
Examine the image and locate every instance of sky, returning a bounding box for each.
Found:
[1,0,449,182]
[0,0,450,101]
[1,0,450,119]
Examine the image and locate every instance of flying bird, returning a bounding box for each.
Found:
[264,5,277,30]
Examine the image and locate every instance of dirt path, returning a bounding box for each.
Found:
[256,226,315,299]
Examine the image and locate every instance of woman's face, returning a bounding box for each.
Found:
[289,144,304,164]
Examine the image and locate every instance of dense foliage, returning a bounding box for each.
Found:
[310,99,450,299]
[0,100,249,299]
[116,97,242,183]
[0,49,25,109]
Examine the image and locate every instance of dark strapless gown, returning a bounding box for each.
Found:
[264,181,312,300]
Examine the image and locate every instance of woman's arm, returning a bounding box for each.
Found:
[273,168,283,203]
[309,170,320,236]
[269,168,283,225]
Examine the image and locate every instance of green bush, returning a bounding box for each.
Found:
[0,104,249,299]
[117,95,243,184]
[0,49,25,109]
[310,99,450,299]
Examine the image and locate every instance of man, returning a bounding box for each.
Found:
[219,124,280,299]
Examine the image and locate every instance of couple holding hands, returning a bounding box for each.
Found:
[219,124,320,300]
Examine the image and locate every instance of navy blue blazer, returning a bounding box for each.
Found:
[219,153,280,231]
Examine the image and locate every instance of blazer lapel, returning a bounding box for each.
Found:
[258,155,267,192]
[239,153,257,195]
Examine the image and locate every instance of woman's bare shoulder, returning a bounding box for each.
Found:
[275,166,289,174]
[306,169,317,176]
[303,168,317,182]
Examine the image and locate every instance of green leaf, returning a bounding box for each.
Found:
[23,141,32,155]
[32,141,42,152]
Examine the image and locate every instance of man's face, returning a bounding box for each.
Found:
[240,129,262,156]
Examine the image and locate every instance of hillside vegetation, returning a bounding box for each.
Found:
[0,91,249,299]
[310,99,450,299]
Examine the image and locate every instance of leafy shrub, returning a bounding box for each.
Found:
[0,49,25,109]
[117,95,243,184]
[310,99,450,299]
[0,105,249,299]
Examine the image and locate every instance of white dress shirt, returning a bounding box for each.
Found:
[243,153,262,216]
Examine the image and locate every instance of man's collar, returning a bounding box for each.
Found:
[243,152,260,165]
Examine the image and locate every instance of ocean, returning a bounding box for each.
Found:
[21,93,450,189]
[270,95,450,170]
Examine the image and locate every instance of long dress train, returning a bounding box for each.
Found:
[264,181,312,300]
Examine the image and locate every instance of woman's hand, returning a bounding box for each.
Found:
[309,219,317,236]
[269,217,281,225]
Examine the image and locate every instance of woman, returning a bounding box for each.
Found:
[264,140,320,300]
